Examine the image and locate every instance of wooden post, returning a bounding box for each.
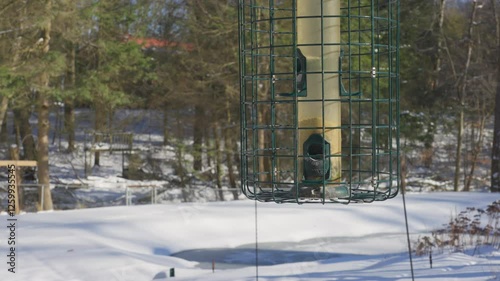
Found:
[0,146,38,214]
[9,146,20,214]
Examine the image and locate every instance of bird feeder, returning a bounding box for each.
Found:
[239,0,400,203]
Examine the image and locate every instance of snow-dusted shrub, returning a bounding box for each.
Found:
[415,200,500,256]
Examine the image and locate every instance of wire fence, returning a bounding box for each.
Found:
[0,183,243,213]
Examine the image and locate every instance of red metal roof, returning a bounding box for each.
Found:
[125,35,194,51]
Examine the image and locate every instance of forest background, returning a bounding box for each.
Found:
[0,0,499,211]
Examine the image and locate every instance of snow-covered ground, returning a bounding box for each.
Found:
[0,109,498,280]
[1,192,499,281]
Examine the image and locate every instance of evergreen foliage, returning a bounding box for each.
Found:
[0,0,499,199]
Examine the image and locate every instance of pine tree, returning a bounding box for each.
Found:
[182,0,240,190]
[77,0,152,165]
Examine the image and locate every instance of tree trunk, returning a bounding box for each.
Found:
[454,106,465,191]
[37,0,53,211]
[453,0,478,192]
[0,112,7,144]
[163,107,169,145]
[465,116,487,191]
[255,7,272,187]
[204,121,212,168]
[193,104,204,171]
[214,123,224,201]
[52,105,60,146]
[175,110,187,188]
[13,106,36,160]
[107,108,114,130]
[38,82,53,211]
[431,0,447,91]
[224,101,238,200]
[64,44,76,152]
[491,0,500,192]
[257,105,272,187]
[424,0,447,167]
[493,74,500,192]
[0,97,9,136]
[94,103,106,166]
[225,130,239,200]
[64,101,75,151]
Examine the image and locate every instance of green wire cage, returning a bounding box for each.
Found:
[239,0,400,204]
